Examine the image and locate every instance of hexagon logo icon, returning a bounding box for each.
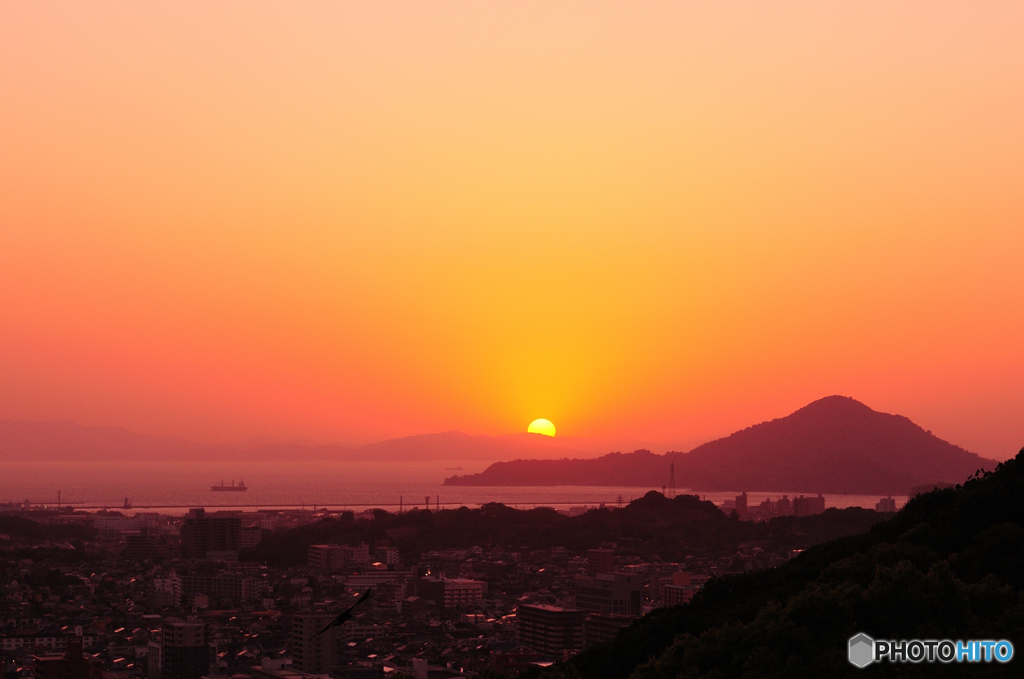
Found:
[848,633,874,668]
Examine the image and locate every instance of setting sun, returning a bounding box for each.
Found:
[528,419,556,437]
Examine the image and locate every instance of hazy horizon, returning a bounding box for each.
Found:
[0,396,1014,460]
[0,416,703,456]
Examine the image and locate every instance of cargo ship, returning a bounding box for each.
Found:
[211,479,247,492]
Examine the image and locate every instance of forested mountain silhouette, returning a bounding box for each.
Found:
[445,397,996,494]
[540,445,1024,679]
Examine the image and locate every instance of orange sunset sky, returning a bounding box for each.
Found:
[1,2,1022,458]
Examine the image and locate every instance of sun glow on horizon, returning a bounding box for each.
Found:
[528,419,556,437]
[1,4,1023,457]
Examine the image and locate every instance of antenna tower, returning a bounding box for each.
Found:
[669,462,676,499]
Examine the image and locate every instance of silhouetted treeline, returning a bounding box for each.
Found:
[543,448,1024,679]
[0,515,101,565]
[0,514,97,541]
[244,493,885,566]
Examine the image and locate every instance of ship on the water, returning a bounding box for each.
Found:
[211,479,247,492]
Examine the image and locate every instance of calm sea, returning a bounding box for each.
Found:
[0,460,906,515]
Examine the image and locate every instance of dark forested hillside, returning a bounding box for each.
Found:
[548,447,1024,679]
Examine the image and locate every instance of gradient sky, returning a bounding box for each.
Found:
[2,2,1022,458]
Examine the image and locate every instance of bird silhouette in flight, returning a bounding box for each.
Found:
[312,589,373,638]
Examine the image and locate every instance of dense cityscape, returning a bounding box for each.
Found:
[0,490,896,679]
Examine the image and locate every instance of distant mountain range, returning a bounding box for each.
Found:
[444,396,999,495]
[0,420,210,460]
[0,420,640,463]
